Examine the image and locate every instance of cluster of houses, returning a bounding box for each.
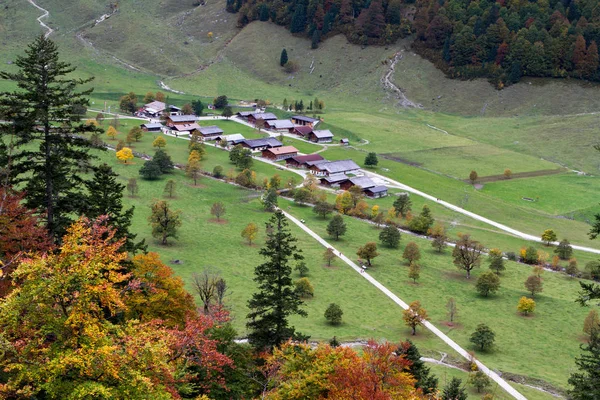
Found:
[136,101,384,197]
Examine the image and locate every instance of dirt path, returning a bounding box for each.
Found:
[26,0,53,38]
[382,52,422,108]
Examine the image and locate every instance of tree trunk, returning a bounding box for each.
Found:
[412,325,416,335]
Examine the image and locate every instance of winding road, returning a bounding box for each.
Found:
[280,209,527,400]
[27,0,53,38]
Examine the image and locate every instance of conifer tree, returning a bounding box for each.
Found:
[0,35,100,240]
[84,163,146,253]
[568,330,600,399]
[247,211,307,350]
[396,340,438,394]
[280,49,288,66]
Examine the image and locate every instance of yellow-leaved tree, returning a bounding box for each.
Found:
[106,125,118,140]
[116,147,134,164]
[153,135,167,148]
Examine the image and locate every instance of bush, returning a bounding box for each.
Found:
[284,61,299,73]
[213,165,224,178]
[506,252,517,261]
[324,303,343,325]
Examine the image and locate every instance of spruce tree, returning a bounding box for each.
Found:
[0,35,100,240]
[280,49,289,66]
[568,330,600,399]
[442,377,468,400]
[247,211,308,350]
[84,163,146,253]
[396,340,438,394]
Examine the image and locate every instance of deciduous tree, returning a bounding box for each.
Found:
[379,225,401,248]
[470,323,495,351]
[393,193,412,217]
[429,222,448,253]
[324,303,343,325]
[313,201,334,218]
[583,309,600,336]
[211,202,226,221]
[469,370,491,393]
[186,159,202,185]
[453,234,484,278]
[126,177,138,197]
[403,300,428,335]
[469,170,478,184]
[488,248,505,274]
[116,147,133,163]
[323,247,336,266]
[357,242,379,266]
[476,272,501,297]
[295,277,314,298]
[541,229,557,245]
[446,297,458,323]
[163,179,176,198]
[525,275,543,297]
[148,200,181,245]
[152,135,167,148]
[241,222,258,245]
[403,241,421,264]
[555,238,573,260]
[153,149,174,173]
[408,262,420,283]
[327,214,347,240]
[517,296,536,315]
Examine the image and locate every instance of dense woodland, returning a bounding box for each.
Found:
[228,0,600,85]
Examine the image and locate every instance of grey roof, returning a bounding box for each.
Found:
[321,174,348,183]
[219,133,245,142]
[144,101,166,112]
[340,138,349,143]
[367,185,388,193]
[311,129,333,139]
[141,123,163,129]
[251,112,277,120]
[169,105,181,111]
[349,176,376,189]
[242,137,282,148]
[237,111,252,117]
[199,125,224,136]
[306,159,328,167]
[292,115,319,123]
[289,154,325,164]
[169,114,198,122]
[269,119,295,129]
[172,123,201,132]
[318,159,360,174]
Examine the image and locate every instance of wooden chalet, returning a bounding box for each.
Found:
[247,112,277,125]
[261,146,299,161]
[308,129,334,143]
[143,101,181,118]
[236,111,253,119]
[294,126,313,137]
[140,122,163,132]
[241,138,283,152]
[171,123,201,135]
[319,174,349,187]
[166,114,197,127]
[198,125,224,140]
[285,154,325,168]
[292,115,320,127]
[217,133,245,146]
[266,119,295,133]
[310,159,360,177]
[339,176,376,191]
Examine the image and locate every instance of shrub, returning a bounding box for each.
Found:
[506,252,517,261]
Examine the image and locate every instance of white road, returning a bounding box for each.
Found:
[280,209,527,400]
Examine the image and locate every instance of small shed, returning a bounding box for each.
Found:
[292,115,320,127]
[340,138,349,145]
[319,173,349,187]
[365,185,388,198]
[340,176,376,191]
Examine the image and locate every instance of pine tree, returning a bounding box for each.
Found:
[364,152,378,167]
[280,49,289,66]
[396,340,438,394]
[442,378,468,400]
[568,330,600,399]
[290,5,307,33]
[83,164,145,253]
[247,211,308,350]
[0,35,99,240]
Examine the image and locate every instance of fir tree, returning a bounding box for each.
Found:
[396,340,438,394]
[247,211,308,350]
[442,378,468,400]
[568,330,600,399]
[84,164,146,253]
[280,49,288,66]
[0,35,99,240]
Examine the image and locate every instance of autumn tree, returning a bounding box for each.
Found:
[324,303,343,325]
[357,242,379,266]
[393,193,412,217]
[116,147,134,163]
[403,300,428,335]
[129,126,143,142]
[119,91,137,113]
[525,274,543,297]
[488,248,505,274]
[469,170,478,184]
[241,222,259,245]
[323,247,336,266]
[327,214,347,240]
[429,222,448,253]
[469,370,491,393]
[476,272,501,297]
[247,211,307,350]
[106,125,118,140]
[408,262,421,283]
[379,225,401,248]
[126,177,138,197]
[541,229,557,245]
[583,309,600,336]
[187,159,202,185]
[504,168,512,179]
[211,202,226,221]
[295,277,314,298]
[453,234,484,278]
[470,323,495,351]
[0,36,100,240]
[567,259,579,277]
[403,241,421,264]
[313,201,334,218]
[335,191,353,214]
[153,135,167,148]
[517,296,536,315]
[192,268,220,313]
[148,200,181,245]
